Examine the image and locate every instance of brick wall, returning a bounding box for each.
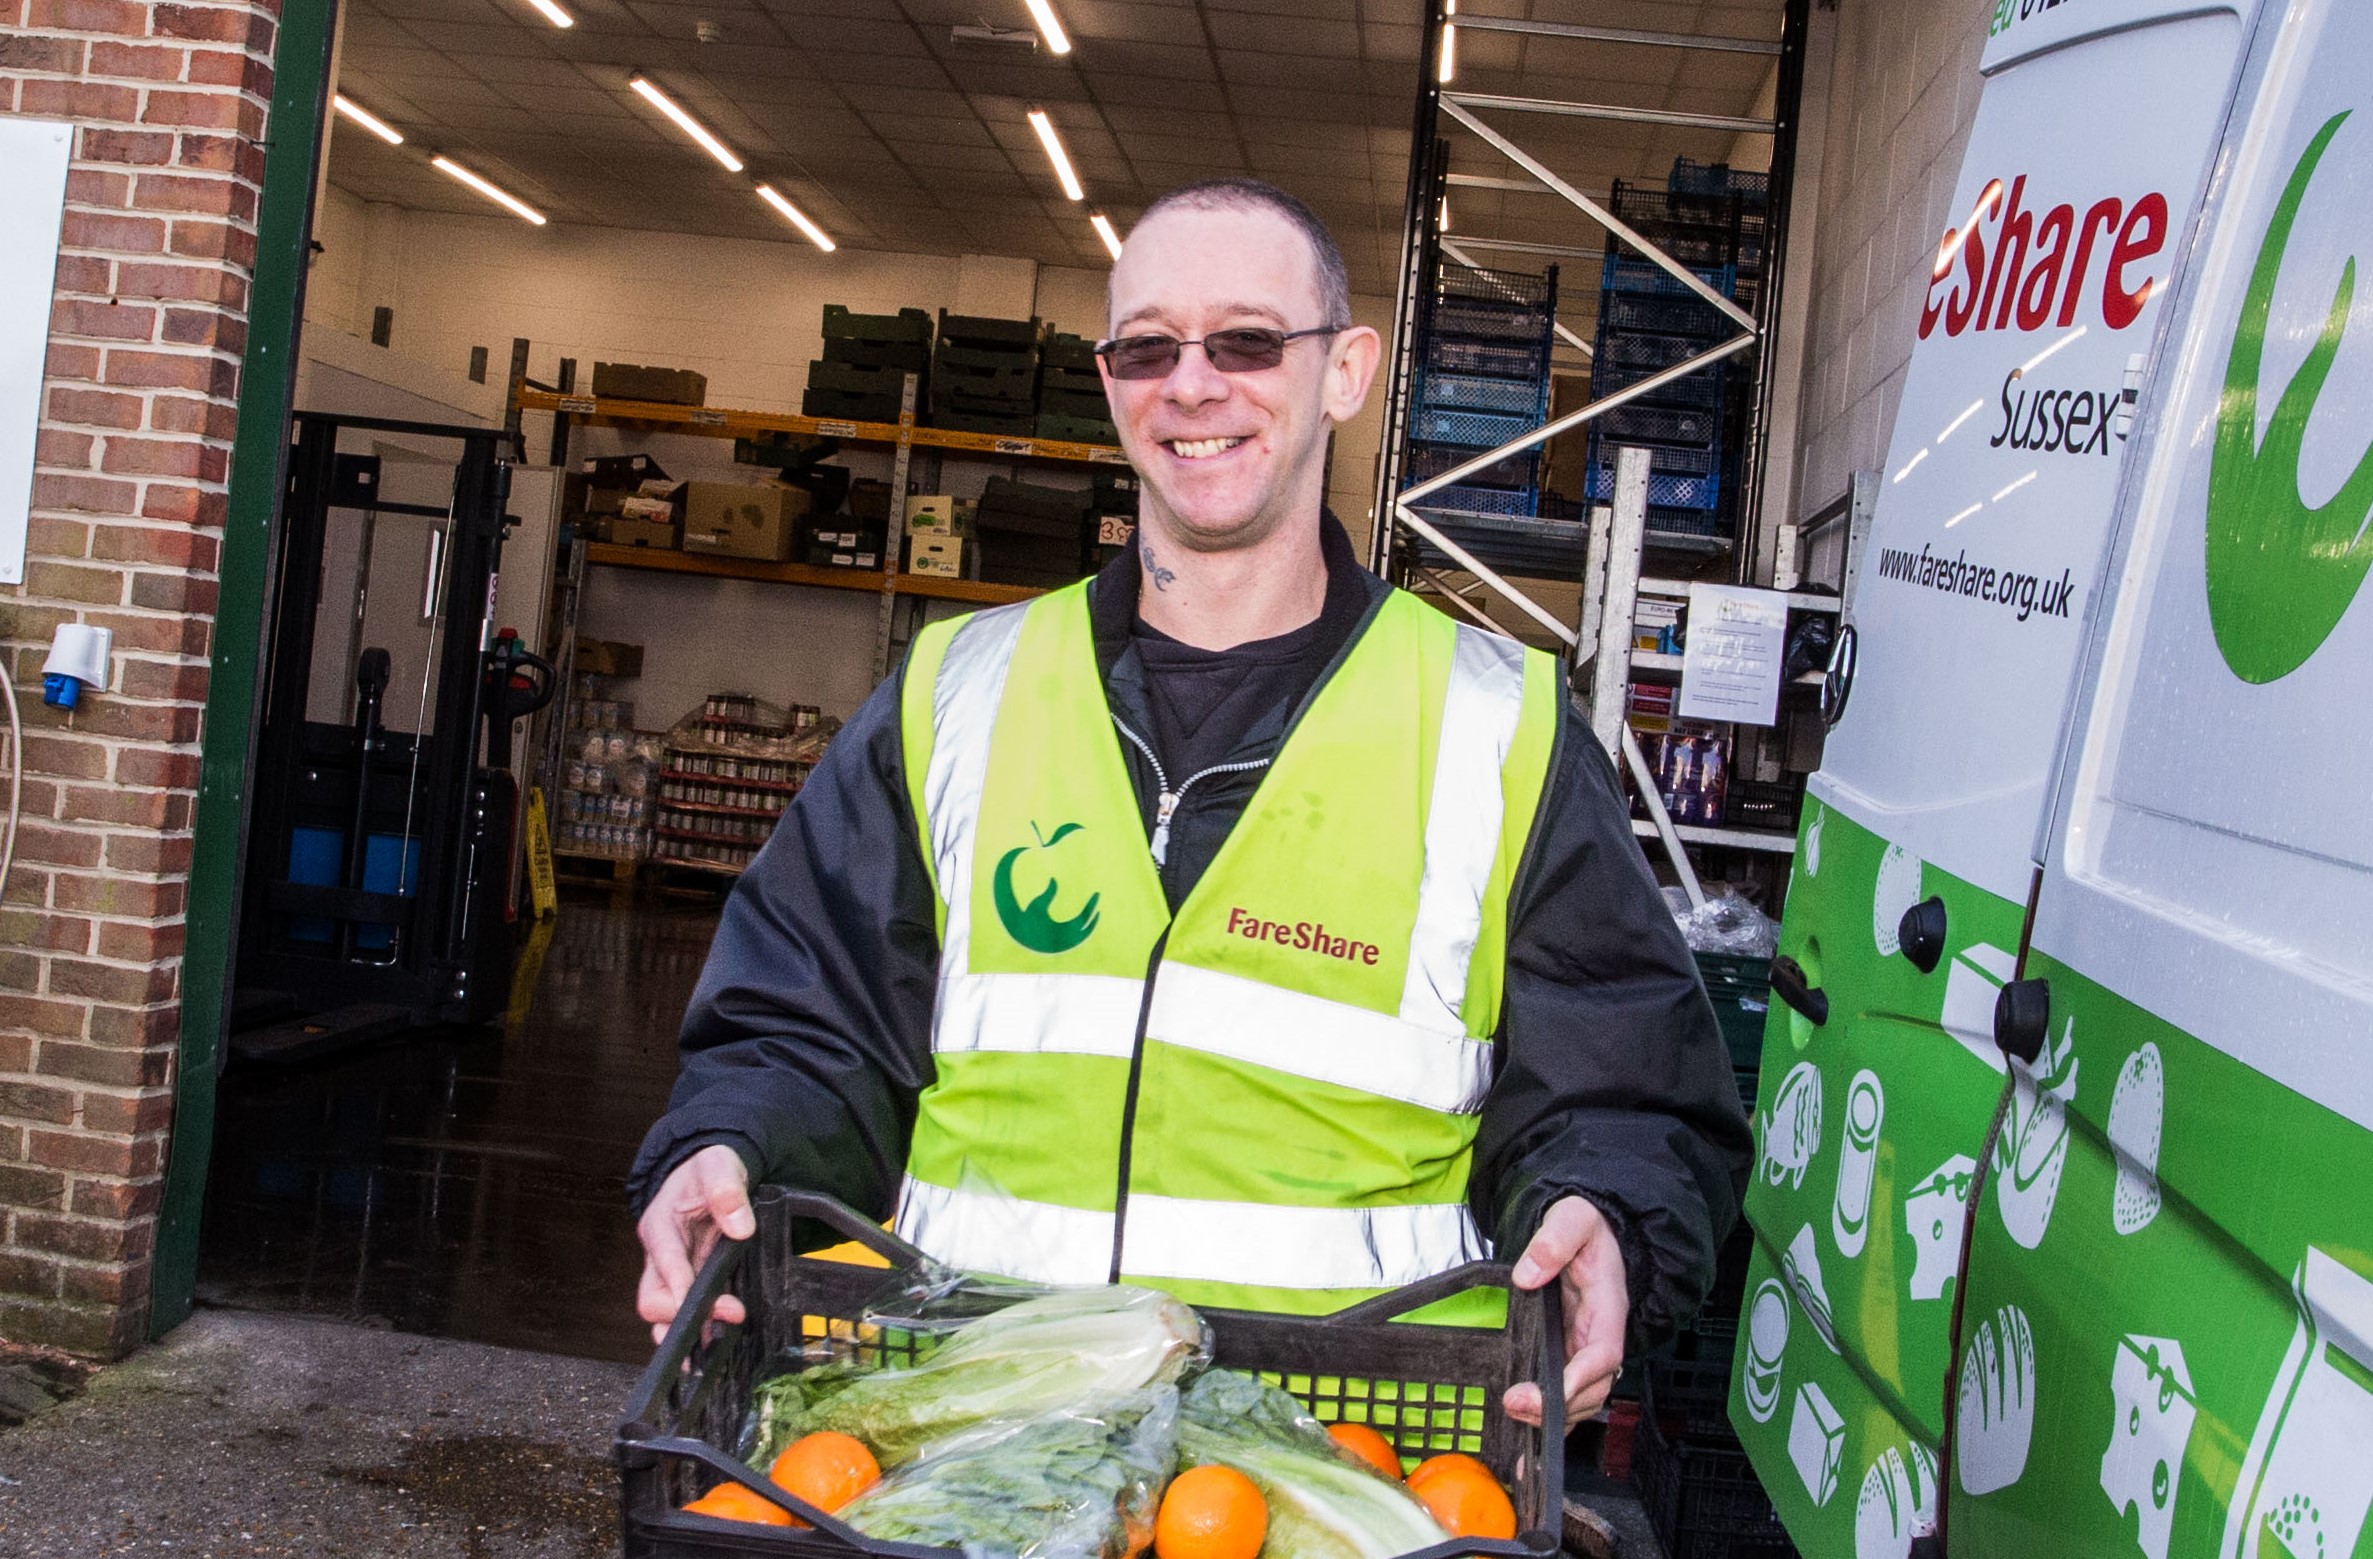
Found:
[0,0,280,1355]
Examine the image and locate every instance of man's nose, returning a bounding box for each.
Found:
[1162,340,1233,410]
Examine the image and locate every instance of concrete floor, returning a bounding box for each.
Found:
[0,1310,638,1558]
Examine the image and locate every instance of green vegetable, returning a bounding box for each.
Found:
[841,1386,1178,1559]
[750,1285,1208,1470]
[1176,1372,1448,1559]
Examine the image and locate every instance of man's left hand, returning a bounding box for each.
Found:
[1502,1195,1628,1429]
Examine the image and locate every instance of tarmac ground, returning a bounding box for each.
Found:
[0,1309,639,1558]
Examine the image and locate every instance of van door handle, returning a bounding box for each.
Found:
[1820,621,1858,730]
[1771,955,1828,1026]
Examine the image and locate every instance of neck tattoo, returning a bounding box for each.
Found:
[1140,540,1177,593]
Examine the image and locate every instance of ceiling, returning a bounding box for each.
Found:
[323,0,1786,298]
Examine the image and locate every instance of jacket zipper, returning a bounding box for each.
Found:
[1103,716,1270,1282]
[1108,716,1271,867]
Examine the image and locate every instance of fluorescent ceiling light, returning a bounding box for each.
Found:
[1439,0,1455,83]
[630,75,744,172]
[333,94,403,145]
[757,184,836,252]
[523,0,573,26]
[1020,0,1071,54]
[1027,107,1083,201]
[431,156,547,225]
[1089,212,1121,260]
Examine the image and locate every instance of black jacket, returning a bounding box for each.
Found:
[630,517,1752,1350]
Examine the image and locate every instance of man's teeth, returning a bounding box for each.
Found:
[1167,436,1246,459]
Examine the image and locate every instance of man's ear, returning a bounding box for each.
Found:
[1324,325,1382,425]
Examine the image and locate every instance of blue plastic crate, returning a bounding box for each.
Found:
[1431,297,1553,342]
[1588,432,1717,477]
[1670,157,1770,200]
[1590,361,1725,410]
[1586,461,1720,511]
[1409,483,1539,518]
[1410,405,1538,449]
[1424,336,1548,378]
[1597,331,1734,373]
[1600,292,1736,338]
[1600,255,1737,300]
[1415,368,1549,417]
[1646,505,1731,540]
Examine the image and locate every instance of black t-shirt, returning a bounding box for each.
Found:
[1127,613,1333,782]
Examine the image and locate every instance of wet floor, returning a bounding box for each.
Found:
[196,888,723,1365]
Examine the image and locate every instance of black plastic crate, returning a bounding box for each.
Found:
[1587,433,1717,478]
[800,387,901,423]
[1601,255,1738,300]
[1601,292,1737,339]
[1405,440,1539,492]
[1596,332,1733,374]
[1411,405,1539,449]
[1590,363,1726,411]
[1408,509,1590,582]
[938,310,1038,347]
[1695,952,1773,1072]
[1633,1376,1796,1559]
[1646,506,1733,541]
[806,361,912,396]
[1592,403,1721,448]
[1611,182,1746,243]
[1430,299,1555,343]
[1425,336,1550,379]
[821,305,932,345]
[1439,263,1555,310]
[1415,368,1550,418]
[1670,157,1770,201]
[1412,484,1539,519]
[1723,779,1801,836]
[1612,229,1739,270]
[618,1189,1566,1558]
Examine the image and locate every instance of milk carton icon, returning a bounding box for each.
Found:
[2221,1249,2373,1559]
[1905,1154,1977,1302]
[1789,1380,1845,1506]
[1833,1069,1884,1259]
[2102,1334,2196,1559]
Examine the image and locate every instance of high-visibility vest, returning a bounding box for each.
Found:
[893,581,1559,1315]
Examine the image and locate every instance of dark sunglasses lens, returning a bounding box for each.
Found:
[1106,337,1181,379]
[1205,328,1289,371]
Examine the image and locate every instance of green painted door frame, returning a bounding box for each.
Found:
[149,0,339,1337]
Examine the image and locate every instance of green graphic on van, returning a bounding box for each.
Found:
[2207,111,2373,684]
[993,821,1102,953]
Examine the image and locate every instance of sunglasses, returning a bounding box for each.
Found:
[1094,325,1342,381]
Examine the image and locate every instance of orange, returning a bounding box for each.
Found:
[682,1480,795,1526]
[766,1430,882,1525]
[1407,1453,1517,1539]
[1154,1464,1268,1559]
[1327,1422,1403,1480]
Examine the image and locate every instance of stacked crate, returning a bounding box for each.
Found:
[1037,331,1115,444]
[1585,161,1769,546]
[1401,263,1571,577]
[804,306,930,422]
[930,312,1039,435]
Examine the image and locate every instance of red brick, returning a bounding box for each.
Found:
[75,1089,172,1136]
[87,39,184,80]
[79,1004,177,1050]
[100,437,222,481]
[0,951,45,993]
[48,960,175,1007]
[102,349,225,394]
[0,1082,77,1127]
[59,209,165,256]
[25,1131,156,1179]
[17,78,137,122]
[15,1212,147,1264]
[34,429,95,469]
[134,172,242,217]
[90,524,217,570]
[30,472,136,515]
[12,825,102,871]
[51,298,154,344]
[27,0,143,29]
[0,33,85,72]
[77,127,173,166]
[63,699,200,745]
[112,749,198,789]
[151,2,247,40]
[60,1257,148,1307]
[0,997,88,1040]
[166,217,254,266]
[145,396,237,440]
[182,49,268,97]
[70,1178,162,1220]
[104,831,193,875]
[0,1253,62,1299]
[20,561,124,605]
[140,89,242,130]
[162,307,243,352]
[13,778,64,818]
[50,256,113,297]
[93,920,182,963]
[51,873,183,921]
[113,659,207,703]
[62,784,170,828]
[47,388,143,430]
[84,609,208,658]
[25,516,91,559]
[18,736,106,782]
[65,168,133,208]
[1,868,55,911]
[45,342,103,382]
[40,1042,169,1089]
[128,571,213,614]
[0,1166,67,1213]
[7,1294,148,1359]
[0,911,94,955]
[137,480,226,525]
[114,261,227,303]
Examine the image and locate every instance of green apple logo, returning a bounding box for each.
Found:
[993,821,1101,954]
[2208,111,2373,684]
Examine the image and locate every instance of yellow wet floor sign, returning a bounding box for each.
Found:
[524,786,558,920]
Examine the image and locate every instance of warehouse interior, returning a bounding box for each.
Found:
[187,0,1960,1540]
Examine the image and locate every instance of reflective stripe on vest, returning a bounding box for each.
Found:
[894,582,1557,1309]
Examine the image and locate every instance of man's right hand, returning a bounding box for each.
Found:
[635,1143,756,1344]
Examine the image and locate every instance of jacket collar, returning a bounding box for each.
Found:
[1087,508,1386,681]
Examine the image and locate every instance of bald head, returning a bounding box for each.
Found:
[1109,178,1351,334]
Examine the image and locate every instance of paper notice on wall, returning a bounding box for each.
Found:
[0,120,75,588]
[1679,583,1788,726]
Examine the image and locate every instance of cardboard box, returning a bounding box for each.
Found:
[682,481,808,562]
[908,535,964,578]
[572,638,645,678]
[905,495,971,536]
[608,516,679,550]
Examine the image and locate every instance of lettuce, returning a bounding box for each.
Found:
[1176,1372,1447,1559]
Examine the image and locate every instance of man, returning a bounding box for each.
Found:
[631,178,1750,1427]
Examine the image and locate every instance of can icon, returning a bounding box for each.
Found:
[1745,1276,1791,1423]
[1833,1069,1885,1259]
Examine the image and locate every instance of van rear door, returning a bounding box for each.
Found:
[1952,1,2373,1550]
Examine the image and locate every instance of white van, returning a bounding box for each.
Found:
[1729,0,2372,1552]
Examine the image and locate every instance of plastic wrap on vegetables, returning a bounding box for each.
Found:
[749,1284,1209,1470]
[1176,1371,1446,1559]
[839,1386,1179,1559]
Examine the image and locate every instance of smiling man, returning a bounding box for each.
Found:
[630,179,1750,1426]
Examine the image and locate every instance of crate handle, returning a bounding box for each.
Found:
[1326,1260,1514,1325]
[636,1433,873,1540]
[1531,1277,1567,1542]
[619,1228,751,1447]
[757,1186,934,1268]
